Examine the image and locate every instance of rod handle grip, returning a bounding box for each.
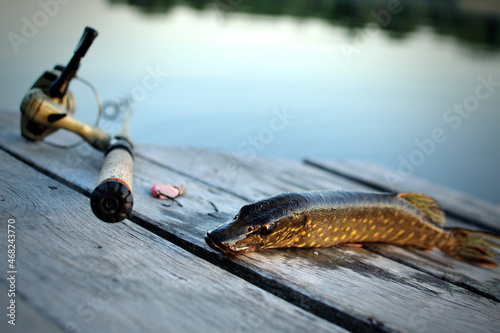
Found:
[91,147,134,223]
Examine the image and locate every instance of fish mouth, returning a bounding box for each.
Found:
[205,233,238,254]
[204,232,257,254]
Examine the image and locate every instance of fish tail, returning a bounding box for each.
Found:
[437,228,500,268]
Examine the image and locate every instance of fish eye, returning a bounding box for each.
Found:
[259,223,275,237]
[247,226,257,233]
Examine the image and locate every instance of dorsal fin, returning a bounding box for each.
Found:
[397,193,445,228]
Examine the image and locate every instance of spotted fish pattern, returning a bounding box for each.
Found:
[205,191,500,267]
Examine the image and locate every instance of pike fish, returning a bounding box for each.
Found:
[205,191,500,267]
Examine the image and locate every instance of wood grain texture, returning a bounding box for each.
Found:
[0,149,343,333]
[0,284,63,333]
[232,247,500,333]
[137,143,500,302]
[137,146,362,200]
[1,110,499,333]
[304,158,500,233]
[137,147,500,332]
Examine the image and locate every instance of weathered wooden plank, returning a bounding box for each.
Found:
[138,143,500,302]
[0,149,344,333]
[1,110,499,333]
[304,158,500,233]
[232,247,500,332]
[141,146,363,200]
[361,242,500,300]
[300,158,500,301]
[0,284,63,333]
[137,145,485,231]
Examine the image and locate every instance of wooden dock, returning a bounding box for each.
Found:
[0,109,499,333]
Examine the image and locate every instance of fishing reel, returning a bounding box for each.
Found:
[20,27,111,151]
[19,26,134,223]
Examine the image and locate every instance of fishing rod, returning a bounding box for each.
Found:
[20,26,134,223]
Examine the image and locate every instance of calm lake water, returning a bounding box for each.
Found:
[2,0,500,203]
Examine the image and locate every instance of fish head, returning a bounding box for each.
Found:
[205,199,305,254]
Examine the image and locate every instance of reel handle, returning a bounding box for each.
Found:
[48,26,98,100]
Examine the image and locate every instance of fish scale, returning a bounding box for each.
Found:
[293,206,439,250]
[205,191,500,268]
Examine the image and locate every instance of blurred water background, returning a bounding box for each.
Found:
[1,0,500,203]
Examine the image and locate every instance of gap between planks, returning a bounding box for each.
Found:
[0,149,345,333]
[1,110,499,333]
[0,144,393,333]
[1,127,499,312]
[135,145,500,304]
